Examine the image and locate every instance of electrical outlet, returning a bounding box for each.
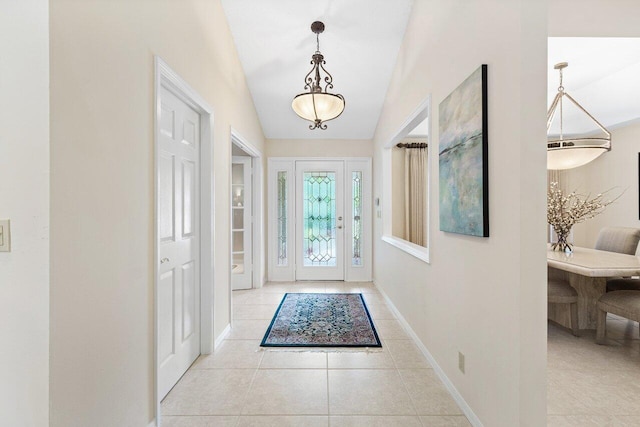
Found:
[0,219,10,252]
[458,351,465,374]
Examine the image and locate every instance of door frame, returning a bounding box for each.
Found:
[268,157,372,282]
[154,56,215,425]
[230,129,264,292]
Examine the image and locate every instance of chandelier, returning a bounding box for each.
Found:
[546,62,611,170]
[291,21,345,130]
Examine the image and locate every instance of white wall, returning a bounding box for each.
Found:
[49,0,265,425]
[266,138,373,158]
[372,1,548,425]
[568,122,640,250]
[0,1,50,426]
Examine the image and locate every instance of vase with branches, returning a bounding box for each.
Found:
[547,182,619,252]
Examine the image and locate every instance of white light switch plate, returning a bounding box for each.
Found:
[0,219,11,252]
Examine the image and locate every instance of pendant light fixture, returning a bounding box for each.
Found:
[547,62,611,170]
[292,21,345,130]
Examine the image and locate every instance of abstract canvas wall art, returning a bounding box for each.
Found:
[439,65,489,237]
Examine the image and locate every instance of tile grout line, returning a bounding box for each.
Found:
[395,363,422,419]
[326,353,331,426]
[236,347,264,419]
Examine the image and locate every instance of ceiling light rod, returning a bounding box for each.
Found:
[291,21,345,130]
[546,62,611,170]
[306,21,332,94]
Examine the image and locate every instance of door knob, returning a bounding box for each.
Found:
[337,225,343,229]
[160,257,170,264]
[338,216,343,221]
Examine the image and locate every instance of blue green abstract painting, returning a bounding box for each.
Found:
[439,65,489,237]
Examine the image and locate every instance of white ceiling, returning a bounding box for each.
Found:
[221,0,414,140]
[548,37,640,136]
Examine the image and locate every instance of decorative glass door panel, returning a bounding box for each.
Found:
[295,161,344,280]
[352,171,363,266]
[303,172,337,266]
[277,171,288,266]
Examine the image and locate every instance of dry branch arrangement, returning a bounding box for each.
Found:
[547,182,620,251]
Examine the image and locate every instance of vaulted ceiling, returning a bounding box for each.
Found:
[221,0,414,140]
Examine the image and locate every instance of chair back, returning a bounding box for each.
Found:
[595,227,640,255]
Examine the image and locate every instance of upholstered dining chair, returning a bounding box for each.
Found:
[596,290,640,344]
[594,227,640,292]
[548,278,579,336]
[595,226,640,255]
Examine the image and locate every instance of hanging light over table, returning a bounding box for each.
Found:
[547,62,611,170]
[292,21,345,130]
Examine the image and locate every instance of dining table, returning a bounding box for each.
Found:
[547,245,640,329]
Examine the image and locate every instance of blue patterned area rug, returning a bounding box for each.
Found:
[260,293,382,347]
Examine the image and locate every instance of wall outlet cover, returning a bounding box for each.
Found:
[458,351,465,374]
[0,219,10,252]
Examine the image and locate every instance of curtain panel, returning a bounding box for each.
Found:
[404,147,428,246]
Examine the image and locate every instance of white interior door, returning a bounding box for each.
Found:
[231,156,252,290]
[158,86,201,399]
[295,161,344,280]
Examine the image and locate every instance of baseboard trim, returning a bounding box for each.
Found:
[374,283,484,427]
[214,323,231,349]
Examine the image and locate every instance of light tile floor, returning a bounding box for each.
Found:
[547,316,640,426]
[162,281,471,427]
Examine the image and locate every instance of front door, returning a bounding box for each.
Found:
[158,86,201,399]
[295,161,344,280]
